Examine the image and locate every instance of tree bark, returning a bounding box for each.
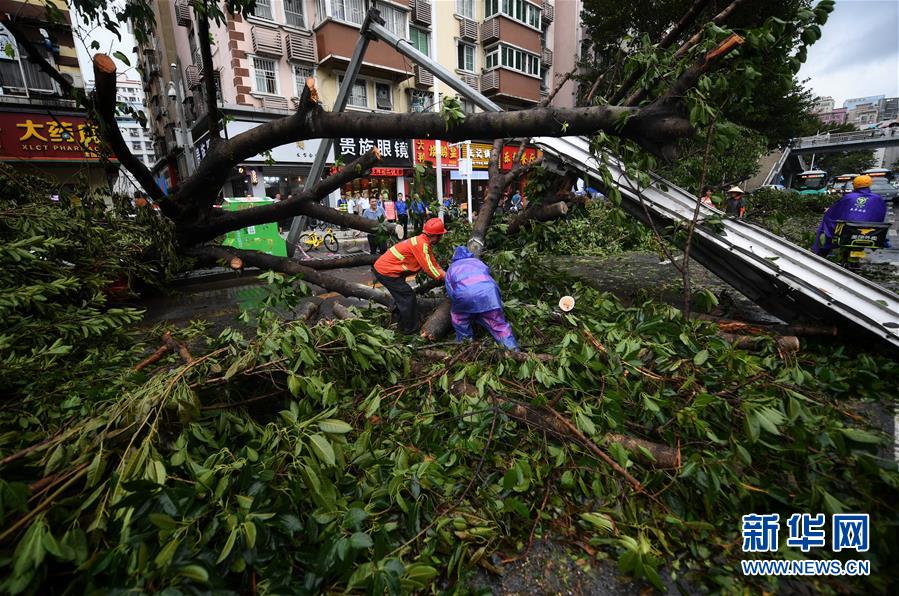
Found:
[188,246,392,306]
[92,55,166,203]
[196,2,221,141]
[296,300,320,322]
[507,201,570,234]
[298,254,377,270]
[174,96,690,218]
[720,332,800,353]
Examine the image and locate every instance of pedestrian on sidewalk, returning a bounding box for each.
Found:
[445,246,519,350]
[395,192,409,238]
[411,193,427,234]
[372,218,447,334]
[362,197,387,254]
[382,190,397,222]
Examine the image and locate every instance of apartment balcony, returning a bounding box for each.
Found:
[480,68,541,105]
[411,0,431,26]
[315,20,412,80]
[479,16,541,53]
[459,17,478,42]
[542,47,553,67]
[414,64,433,87]
[175,0,192,27]
[542,1,554,24]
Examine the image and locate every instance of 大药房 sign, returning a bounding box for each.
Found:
[0,113,105,161]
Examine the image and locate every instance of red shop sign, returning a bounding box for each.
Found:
[330,166,405,177]
[0,112,107,161]
[500,146,540,170]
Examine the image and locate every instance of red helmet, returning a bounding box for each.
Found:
[422,218,447,235]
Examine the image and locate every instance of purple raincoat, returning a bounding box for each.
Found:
[445,246,503,313]
[811,189,886,255]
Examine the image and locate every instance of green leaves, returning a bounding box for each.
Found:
[318,419,352,434]
[309,433,336,467]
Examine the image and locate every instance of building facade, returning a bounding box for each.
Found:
[880,97,898,122]
[811,96,835,114]
[0,0,109,190]
[135,0,555,202]
[817,107,848,126]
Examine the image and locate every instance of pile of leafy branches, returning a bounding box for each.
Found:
[517,200,658,258]
[745,188,830,247]
[1,242,897,593]
[0,164,182,396]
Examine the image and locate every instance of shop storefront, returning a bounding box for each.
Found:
[412,139,541,211]
[0,111,111,191]
[335,137,413,204]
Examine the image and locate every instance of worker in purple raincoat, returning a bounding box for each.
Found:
[812,175,886,257]
[445,246,519,350]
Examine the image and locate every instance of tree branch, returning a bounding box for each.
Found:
[624,0,749,106]
[197,0,221,140]
[605,0,712,105]
[181,149,382,243]
[507,201,569,234]
[186,245,392,306]
[93,55,166,202]
[174,98,692,218]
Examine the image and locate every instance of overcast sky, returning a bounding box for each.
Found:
[799,0,899,107]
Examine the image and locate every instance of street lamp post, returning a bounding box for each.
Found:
[167,64,196,177]
[448,140,473,223]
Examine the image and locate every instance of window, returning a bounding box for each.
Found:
[252,56,278,94]
[293,64,315,97]
[457,41,475,72]
[132,141,142,151]
[338,74,369,108]
[488,43,541,77]
[410,26,430,56]
[409,89,430,112]
[485,0,541,29]
[331,0,365,25]
[459,97,476,114]
[252,0,273,20]
[145,141,153,150]
[375,82,392,110]
[379,4,408,37]
[457,0,475,18]
[284,0,305,28]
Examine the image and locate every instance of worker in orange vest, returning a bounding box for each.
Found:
[373,217,447,334]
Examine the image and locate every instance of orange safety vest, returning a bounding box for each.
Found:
[374,234,445,280]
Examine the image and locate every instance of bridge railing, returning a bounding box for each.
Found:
[791,127,899,149]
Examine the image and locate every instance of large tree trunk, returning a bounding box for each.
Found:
[188,246,391,306]
[507,201,570,235]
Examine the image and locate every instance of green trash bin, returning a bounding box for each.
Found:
[221,197,287,257]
